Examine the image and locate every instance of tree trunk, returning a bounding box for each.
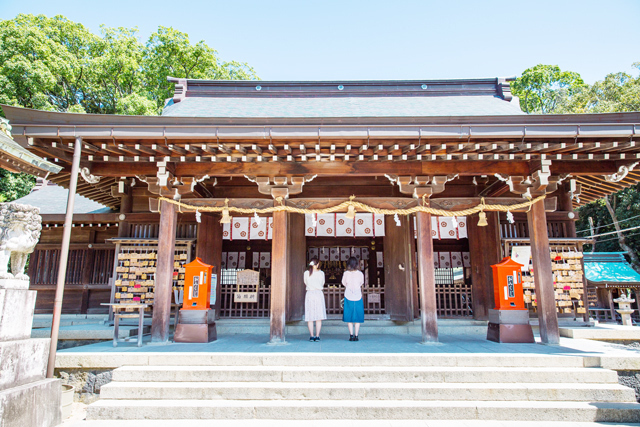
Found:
[604,195,640,272]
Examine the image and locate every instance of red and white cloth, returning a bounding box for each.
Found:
[305,213,385,237]
[223,217,272,240]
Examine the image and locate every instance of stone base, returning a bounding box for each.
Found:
[174,323,217,343]
[0,288,36,341]
[0,378,61,427]
[0,338,50,391]
[488,309,531,325]
[0,278,30,290]
[487,322,535,343]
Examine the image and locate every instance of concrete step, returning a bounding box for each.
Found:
[216,319,489,335]
[96,353,591,368]
[85,399,640,422]
[65,420,640,427]
[99,381,636,402]
[111,365,619,384]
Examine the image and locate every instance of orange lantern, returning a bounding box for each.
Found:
[491,257,525,310]
[182,257,213,310]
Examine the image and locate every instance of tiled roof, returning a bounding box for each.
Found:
[162,95,525,118]
[14,183,113,214]
[584,252,640,286]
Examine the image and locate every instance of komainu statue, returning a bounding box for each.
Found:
[0,203,42,280]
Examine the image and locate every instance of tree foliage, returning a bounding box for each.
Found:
[0,14,258,116]
[0,14,258,201]
[511,64,585,114]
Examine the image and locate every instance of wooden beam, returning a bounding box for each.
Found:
[527,198,559,344]
[89,160,533,178]
[270,210,288,343]
[416,211,438,342]
[151,199,177,343]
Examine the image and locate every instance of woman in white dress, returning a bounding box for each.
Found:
[304,257,326,342]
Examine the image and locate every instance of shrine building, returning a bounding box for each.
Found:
[4,76,640,345]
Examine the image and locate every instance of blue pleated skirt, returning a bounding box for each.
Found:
[342,298,364,323]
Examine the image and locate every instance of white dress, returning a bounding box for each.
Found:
[304,270,327,322]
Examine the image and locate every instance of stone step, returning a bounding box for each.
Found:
[111,365,619,384]
[91,353,591,368]
[99,381,636,402]
[61,420,640,427]
[85,399,640,422]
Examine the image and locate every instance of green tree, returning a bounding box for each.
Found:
[0,14,258,116]
[0,169,36,202]
[511,64,585,114]
[0,14,258,200]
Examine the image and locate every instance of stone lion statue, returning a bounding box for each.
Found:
[0,203,42,280]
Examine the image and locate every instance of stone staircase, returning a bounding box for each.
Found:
[86,353,640,423]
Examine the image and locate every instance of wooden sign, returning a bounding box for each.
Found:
[368,293,381,304]
[235,269,259,303]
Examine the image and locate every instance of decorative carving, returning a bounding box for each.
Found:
[604,162,639,183]
[0,117,12,138]
[0,203,41,280]
[80,167,101,184]
[506,160,560,197]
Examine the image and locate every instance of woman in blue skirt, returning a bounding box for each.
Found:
[342,256,364,341]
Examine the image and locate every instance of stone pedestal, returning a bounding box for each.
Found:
[487,309,535,343]
[614,296,636,326]
[173,309,217,343]
[0,278,61,427]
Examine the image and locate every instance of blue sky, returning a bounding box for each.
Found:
[1,0,638,83]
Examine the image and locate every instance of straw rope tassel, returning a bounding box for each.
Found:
[157,194,546,217]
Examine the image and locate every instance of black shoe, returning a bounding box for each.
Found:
[309,336,314,342]
[349,335,354,341]
[314,336,320,342]
[354,336,359,341]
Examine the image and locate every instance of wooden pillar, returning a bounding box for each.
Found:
[467,211,502,320]
[196,213,223,318]
[383,214,413,321]
[416,211,438,342]
[151,199,178,343]
[557,182,577,238]
[80,230,97,314]
[607,289,616,322]
[409,217,420,319]
[527,198,560,344]
[286,213,306,321]
[270,210,289,343]
[117,188,133,238]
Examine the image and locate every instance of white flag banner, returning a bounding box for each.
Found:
[305,214,316,237]
[457,217,468,239]
[336,214,355,237]
[223,223,231,240]
[259,252,271,269]
[231,217,250,241]
[451,252,463,268]
[340,247,350,261]
[438,252,452,268]
[319,247,330,261]
[221,252,228,269]
[227,252,239,269]
[374,214,385,237]
[362,247,370,260]
[433,252,440,268]
[355,214,374,237]
[308,247,319,259]
[463,252,471,268]
[252,252,260,269]
[237,252,247,269]
[250,216,268,240]
[316,214,335,237]
[329,247,340,261]
[351,247,362,260]
[376,251,384,268]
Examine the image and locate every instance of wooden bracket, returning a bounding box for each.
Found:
[248,176,311,199]
[397,175,453,198]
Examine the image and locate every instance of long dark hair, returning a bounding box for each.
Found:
[346,256,359,271]
[308,257,319,276]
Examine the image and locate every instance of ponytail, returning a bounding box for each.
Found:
[308,257,319,276]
